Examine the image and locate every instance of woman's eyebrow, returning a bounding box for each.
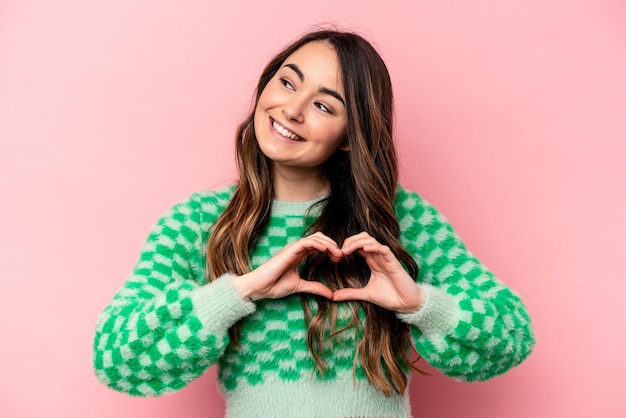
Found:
[284,63,304,81]
[283,63,345,106]
[319,87,345,106]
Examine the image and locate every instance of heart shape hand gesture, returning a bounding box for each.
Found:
[231,232,425,314]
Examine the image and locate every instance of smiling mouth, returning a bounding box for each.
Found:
[271,118,304,142]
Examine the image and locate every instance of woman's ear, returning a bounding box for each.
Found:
[339,139,349,151]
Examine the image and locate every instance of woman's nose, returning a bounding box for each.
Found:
[282,97,305,123]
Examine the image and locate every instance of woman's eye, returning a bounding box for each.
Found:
[280,78,294,90]
[315,102,331,114]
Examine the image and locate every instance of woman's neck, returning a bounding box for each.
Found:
[272,166,328,202]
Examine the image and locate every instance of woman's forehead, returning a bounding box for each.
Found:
[281,41,343,90]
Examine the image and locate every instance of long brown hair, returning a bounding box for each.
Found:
[207,29,420,396]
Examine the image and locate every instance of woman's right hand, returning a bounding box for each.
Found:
[230,232,342,301]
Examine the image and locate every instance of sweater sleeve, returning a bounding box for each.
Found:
[93,192,256,396]
[394,187,535,382]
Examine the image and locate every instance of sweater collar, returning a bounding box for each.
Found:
[270,195,327,217]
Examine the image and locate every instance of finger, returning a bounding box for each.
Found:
[295,280,334,299]
[299,236,343,259]
[341,235,381,255]
[299,239,341,256]
[356,247,401,273]
[341,231,371,248]
[332,287,371,302]
[358,243,392,257]
[309,234,355,261]
[306,232,342,253]
[308,231,339,245]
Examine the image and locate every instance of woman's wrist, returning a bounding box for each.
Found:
[231,273,257,301]
[395,284,426,314]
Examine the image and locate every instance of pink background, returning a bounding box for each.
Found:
[2,0,625,417]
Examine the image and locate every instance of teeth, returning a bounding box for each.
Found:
[272,120,302,141]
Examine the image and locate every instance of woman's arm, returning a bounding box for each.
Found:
[333,187,534,381]
[93,192,255,396]
[394,187,535,381]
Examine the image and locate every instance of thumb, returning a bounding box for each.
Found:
[295,280,334,299]
[332,287,369,302]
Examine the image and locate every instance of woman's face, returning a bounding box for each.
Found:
[254,41,348,176]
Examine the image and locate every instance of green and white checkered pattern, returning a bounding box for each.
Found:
[394,187,534,381]
[94,187,236,396]
[219,211,362,391]
[93,185,534,401]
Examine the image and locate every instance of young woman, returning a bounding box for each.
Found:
[93,29,535,417]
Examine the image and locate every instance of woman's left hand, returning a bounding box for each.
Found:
[332,232,426,314]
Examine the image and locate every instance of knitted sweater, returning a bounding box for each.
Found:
[93,185,534,418]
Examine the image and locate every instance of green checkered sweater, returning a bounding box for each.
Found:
[94,185,534,418]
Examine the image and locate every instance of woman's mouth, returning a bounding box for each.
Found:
[271,118,304,142]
